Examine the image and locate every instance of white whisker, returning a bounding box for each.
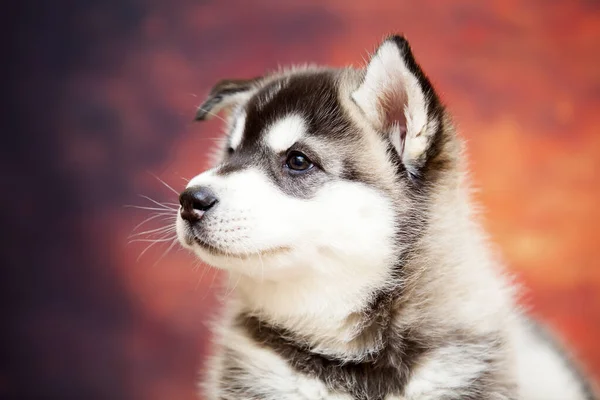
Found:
[224,272,243,298]
[131,213,174,232]
[204,268,220,301]
[131,214,165,233]
[138,195,178,210]
[136,240,161,262]
[128,225,176,239]
[195,262,210,291]
[128,237,176,244]
[125,205,177,212]
[196,106,228,124]
[152,237,180,267]
[148,172,180,196]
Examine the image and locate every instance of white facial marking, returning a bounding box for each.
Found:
[178,166,396,273]
[265,114,307,152]
[229,112,246,150]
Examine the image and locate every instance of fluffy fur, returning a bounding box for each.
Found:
[176,35,596,399]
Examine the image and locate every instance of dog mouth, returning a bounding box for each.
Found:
[192,236,231,257]
[177,216,292,260]
[191,235,290,260]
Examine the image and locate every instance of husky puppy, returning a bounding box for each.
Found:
[175,35,596,400]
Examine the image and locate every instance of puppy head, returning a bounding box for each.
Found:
[176,36,456,282]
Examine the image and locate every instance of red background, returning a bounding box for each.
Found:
[3,1,599,399]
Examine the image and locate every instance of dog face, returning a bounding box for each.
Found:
[176,36,454,283]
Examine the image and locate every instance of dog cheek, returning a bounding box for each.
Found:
[312,182,397,257]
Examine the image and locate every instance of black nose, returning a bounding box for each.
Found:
[179,186,218,222]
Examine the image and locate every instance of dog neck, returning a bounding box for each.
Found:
[227,255,401,361]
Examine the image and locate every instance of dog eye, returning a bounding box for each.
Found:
[285,151,313,172]
[227,147,234,155]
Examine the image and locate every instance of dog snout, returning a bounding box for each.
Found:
[179,186,218,222]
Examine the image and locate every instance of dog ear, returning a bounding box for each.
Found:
[195,77,261,121]
[352,35,444,177]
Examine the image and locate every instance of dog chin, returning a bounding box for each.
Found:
[190,241,313,281]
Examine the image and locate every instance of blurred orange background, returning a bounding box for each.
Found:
[4,1,599,399]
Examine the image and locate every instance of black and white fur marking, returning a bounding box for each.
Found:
[176,35,597,400]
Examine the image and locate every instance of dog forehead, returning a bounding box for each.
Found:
[233,71,352,150]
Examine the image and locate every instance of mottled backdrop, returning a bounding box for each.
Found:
[3,1,599,399]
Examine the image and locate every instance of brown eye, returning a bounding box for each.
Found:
[285,151,313,172]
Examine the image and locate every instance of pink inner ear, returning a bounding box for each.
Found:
[377,85,408,155]
[379,85,408,133]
